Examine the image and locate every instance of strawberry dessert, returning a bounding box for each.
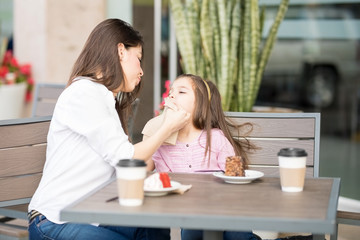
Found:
[144,172,172,189]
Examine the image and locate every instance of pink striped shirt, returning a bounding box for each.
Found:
[152,128,235,173]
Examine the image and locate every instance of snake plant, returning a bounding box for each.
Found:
[169,0,289,112]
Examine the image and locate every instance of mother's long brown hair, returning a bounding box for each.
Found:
[178,74,255,164]
[68,18,143,135]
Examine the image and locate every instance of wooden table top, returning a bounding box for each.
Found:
[61,173,340,235]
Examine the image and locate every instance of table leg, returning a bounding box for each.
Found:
[203,230,223,240]
[330,224,338,240]
[313,234,325,240]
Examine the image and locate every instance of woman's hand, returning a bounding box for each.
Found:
[163,97,178,111]
[162,104,190,133]
[133,100,189,161]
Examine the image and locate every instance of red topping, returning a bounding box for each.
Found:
[159,172,172,188]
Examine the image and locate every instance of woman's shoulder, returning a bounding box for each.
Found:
[65,77,109,96]
[71,77,103,89]
[57,77,113,109]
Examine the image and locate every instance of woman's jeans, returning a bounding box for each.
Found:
[181,229,260,240]
[28,214,170,240]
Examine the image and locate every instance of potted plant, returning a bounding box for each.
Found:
[169,0,289,112]
[0,46,34,119]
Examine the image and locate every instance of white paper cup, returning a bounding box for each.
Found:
[278,148,307,192]
[115,159,147,206]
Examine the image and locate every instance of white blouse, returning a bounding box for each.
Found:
[29,78,134,224]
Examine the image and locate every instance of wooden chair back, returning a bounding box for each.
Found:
[0,116,51,219]
[32,83,65,117]
[225,112,321,178]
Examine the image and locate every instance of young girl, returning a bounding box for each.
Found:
[147,74,253,173]
[145,74,259,240]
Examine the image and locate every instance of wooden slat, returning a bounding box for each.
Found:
[35,102,58,116]
[0,145,46,177]
[247,139,314,166]
[337,210,360,221]
[38,85,64,99]
[0,174,42,202]
[3,204,29,212]
[0,121,50,148]
[228,117,315,138]
[0,223,29,238]
[249,166,314,178]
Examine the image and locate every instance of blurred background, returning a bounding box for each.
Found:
[158,0,360,210]
[0,0,359,211]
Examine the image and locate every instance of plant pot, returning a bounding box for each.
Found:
[0,82,27,120]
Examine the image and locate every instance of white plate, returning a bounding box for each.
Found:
[144,181,181,196]
[213,170,264,184]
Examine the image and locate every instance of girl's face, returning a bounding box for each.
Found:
[169,77,196,115]
[117,44,143,94]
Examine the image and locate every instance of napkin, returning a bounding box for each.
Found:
[142,107,179,145]
[173,184,192,195]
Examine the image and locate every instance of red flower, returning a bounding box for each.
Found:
[20,64,32,75]
[155,80,171,116]
[164,80,171,89]
[1,50,34,102]
[0,66,9,78]
[10,57,19,68]
[2,51,12,65]
[25,91,32,102]
[27,77,35,85]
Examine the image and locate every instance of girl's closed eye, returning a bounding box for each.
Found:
[178,87,188,94]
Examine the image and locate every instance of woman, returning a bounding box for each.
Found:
[28,19,189,240]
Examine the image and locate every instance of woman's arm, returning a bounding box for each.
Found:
[145,159,155,171]
[142,135,155,171]
[133,107,189,161]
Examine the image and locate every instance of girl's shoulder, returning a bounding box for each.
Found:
[209,128,231,145]
[208,128,233,151]
[210,128,226,137]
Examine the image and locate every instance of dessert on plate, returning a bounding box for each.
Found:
[225,156,247,177]
[144,172,172,190]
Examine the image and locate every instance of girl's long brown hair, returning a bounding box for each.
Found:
[178,74,255,165]
[67,19,143,135]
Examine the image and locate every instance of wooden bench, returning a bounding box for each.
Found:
[0,116,51,239]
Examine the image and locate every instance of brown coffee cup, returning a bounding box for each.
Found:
[115,159,147,206]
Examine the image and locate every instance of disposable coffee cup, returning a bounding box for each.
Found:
[278,148,307,192]
[115,159,147,206]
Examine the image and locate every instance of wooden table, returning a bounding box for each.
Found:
[60,173,340,240]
